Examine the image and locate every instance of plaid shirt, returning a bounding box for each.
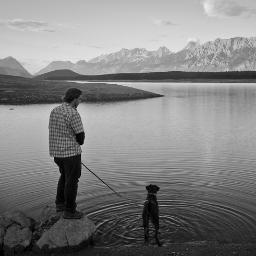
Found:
[49,103,84,158]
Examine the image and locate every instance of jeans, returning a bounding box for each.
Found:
[54,154,81,213]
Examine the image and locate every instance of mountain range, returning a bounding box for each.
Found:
[1,36,256,77]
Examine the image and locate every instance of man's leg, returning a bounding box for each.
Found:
[54,157,65,211]
[62,154,82,218]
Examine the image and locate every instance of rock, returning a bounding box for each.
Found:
[4,223,32,254]
[36,205,61,229]
[36,214,96,251]
[4,211,32,228]
[1,211,33,255]
[37,205,60,224]
[0,216,12,229]
[0,225,5,246]
[33,205,61,242]
[1,207,96,255]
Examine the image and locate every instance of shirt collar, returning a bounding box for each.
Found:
[63,102,77,110]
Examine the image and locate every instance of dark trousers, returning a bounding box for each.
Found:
[54,154,81,213]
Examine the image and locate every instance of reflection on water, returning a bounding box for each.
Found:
[1,83,256,247]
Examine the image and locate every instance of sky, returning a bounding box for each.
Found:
[1,0,256,74]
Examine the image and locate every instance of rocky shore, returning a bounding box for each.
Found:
[0,206,95,255]
[1,207,256,256]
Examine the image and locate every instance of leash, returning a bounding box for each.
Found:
[81,162,142,207]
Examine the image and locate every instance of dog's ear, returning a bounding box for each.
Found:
[156,186,160,191]
[146,185,150,191]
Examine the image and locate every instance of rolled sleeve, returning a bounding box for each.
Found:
[70,112,84,134]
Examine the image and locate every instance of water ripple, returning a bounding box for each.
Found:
[83,186,256,247]
[1,84,256,247]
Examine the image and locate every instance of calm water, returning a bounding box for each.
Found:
[1,82,256,247]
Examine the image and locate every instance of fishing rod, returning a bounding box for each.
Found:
[81,162,122,198]
[81,162,142,207]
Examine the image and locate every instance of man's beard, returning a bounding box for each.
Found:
[74,101,79,109]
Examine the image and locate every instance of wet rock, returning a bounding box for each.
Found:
[1,207,96,255]
[0,216,12,229]
[37,205,60,224]
[0,225,5,246]
[4,223,32,254]
[33,205,62,241]
[4,211,32,228]
[36,214,96,250]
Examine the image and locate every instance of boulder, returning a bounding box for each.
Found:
[4,224,32,253]
[0,211,33,254]
[1,207,96,254]
[3,211,32,228]
[37,205,61,224]
[36,214,96,251]
[0,216,12,229]
[33,205,62,241]
[0,225,5,246]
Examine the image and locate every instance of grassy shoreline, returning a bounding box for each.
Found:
[1,74,255,105]
[0,75,163,105]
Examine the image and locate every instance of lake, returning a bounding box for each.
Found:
[1,82,256,247]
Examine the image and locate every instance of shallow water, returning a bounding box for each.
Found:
[1,82,256,247]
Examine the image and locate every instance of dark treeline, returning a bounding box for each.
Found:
[36,70,256,81]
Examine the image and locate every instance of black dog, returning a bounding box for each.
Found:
[142,184,162,246]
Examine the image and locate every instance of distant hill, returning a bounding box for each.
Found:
[35,61,74,76]
[34,69,256,82]
[0,57,31,78]
[35,69,80,80]
[36,37,256,75]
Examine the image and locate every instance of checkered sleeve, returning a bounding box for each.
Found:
[70,111,84,134]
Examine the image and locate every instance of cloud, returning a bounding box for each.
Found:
[202,0,256,17]
[153,19,177,26]
[0,19,56,32]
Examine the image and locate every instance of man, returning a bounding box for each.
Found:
[49,88,85,219]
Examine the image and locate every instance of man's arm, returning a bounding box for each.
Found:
[75,131,85,145]
[70,111,84,145]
